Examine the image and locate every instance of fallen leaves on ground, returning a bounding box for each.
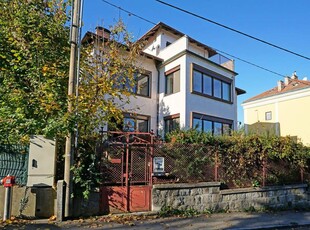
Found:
[0,216,31,227]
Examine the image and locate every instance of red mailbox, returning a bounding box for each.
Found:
[1,175,15,187]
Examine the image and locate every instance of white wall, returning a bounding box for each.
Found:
[158,55,187,134]
[27,135,56,187]
[184,54,237,129]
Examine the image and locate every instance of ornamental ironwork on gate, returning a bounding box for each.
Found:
[99,131,159,213]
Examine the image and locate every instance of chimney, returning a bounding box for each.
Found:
[95,26,111,39]
[284,76,290,85]
[291,71,298,79]
[277,80,283,92]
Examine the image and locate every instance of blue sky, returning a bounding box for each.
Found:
[82,0,310,123]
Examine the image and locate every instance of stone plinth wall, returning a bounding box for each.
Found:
[73,192,100,217]
[152,183,310,212]
[0,186,56,218]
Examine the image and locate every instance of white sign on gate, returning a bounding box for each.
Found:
[153,157,165,176]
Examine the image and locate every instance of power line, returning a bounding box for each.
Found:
[155,0,310,62]
[101,0,156,25]
[99,0,287,77]
[213,48,285,77]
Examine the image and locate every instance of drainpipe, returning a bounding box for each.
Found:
[155,61,161,137]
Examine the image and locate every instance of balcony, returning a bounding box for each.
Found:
[209,53,234,71]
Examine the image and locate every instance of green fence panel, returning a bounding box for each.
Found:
[0,144,29,186]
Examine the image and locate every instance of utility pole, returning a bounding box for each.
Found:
[64,0,82,218]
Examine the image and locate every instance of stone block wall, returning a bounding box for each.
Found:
[73,192,100,217]
[152,183,310,212]
[0,186,56,218]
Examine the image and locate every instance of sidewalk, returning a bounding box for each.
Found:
[3,210,310,229]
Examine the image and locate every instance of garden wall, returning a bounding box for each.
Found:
[152,182,310,212]
[0,186,56,218]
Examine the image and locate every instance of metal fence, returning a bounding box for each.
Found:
[151,143,304,188]
[0,144,29,185]
[99,134,305,189]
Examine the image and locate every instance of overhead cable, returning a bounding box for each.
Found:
[99,0,287,77]
[101,0,156,25]
[155,0,310,61]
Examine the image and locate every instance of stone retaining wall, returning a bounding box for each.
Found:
[0,186,56,218]
[152,183,310,212]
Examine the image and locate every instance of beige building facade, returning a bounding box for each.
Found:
[242,73,310,145]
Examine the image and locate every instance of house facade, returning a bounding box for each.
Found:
[242,72,310,145]
[83,22,245,137]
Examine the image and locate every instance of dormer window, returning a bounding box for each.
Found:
[166,41,171,47]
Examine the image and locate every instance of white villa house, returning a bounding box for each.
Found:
[82,22,246,137]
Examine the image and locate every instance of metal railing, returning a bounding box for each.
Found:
[0,144,29,185]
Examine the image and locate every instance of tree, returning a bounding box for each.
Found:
[76,20,145,136]
[0,0,70,142]
[0,0,144,143]
[71,20,146,198]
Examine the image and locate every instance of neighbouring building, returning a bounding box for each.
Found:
[242,72,310,145]
[82,22,246,137]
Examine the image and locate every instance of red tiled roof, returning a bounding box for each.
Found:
[243,78,310,103]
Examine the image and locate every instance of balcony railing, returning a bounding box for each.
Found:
[209,53,234,71]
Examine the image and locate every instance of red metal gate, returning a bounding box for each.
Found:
[99,132,155,213]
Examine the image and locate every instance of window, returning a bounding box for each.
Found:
[203,74,212,95]
[265,111,272,121]
[213,79,222,98]
[123,114,149,132]
[193,70,202,92]
[192,64,232,102]
[192,113,233,135]
[222,82,231,101]
[113,72,151,97]
[165,67,180,95]
[166,41,171,47]
[164,114,180,134]
[135,73,150,97]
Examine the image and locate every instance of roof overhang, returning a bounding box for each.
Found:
[138,22,217,57]
[81,31,163,62]
[236,87,246,95]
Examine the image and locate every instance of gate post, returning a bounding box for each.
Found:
[56,180,66,222]
[125,134,130,212]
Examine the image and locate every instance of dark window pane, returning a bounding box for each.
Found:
[222,82,231,101]
[193,70,202,92]
[137,74,150,96]
[223,123,231,135]
[166,70,180,95]
[193,118,202,131]
[203,120,212,133]
[137,119,149,132]
[165,117,180,133]
[203,74,212,95]
[213,79,221,98]
[166,75,173,94]
[214,122,222,136]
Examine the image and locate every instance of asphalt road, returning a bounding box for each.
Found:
[2,211,310,230]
